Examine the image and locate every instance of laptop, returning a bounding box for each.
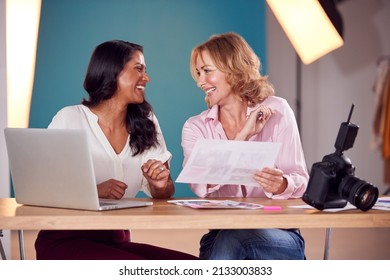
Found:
[4,128,153,211]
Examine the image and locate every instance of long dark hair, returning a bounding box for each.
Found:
[82,40,158,155]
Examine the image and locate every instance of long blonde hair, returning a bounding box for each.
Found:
[190,32,274,106]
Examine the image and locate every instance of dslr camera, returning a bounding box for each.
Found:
[302,105,379,211]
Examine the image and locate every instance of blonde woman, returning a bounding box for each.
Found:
[182,32,308,259]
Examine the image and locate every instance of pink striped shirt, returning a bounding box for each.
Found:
[181,96,309,199]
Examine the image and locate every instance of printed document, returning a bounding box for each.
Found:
[176,139,281,185]
[168,199,263,209]
[289,197,390,212]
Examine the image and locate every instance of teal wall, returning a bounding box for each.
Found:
[29,0,267,198]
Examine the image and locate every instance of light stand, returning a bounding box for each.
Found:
[296,53,302,131]
[267,0,345,259]
[267,0,344,129]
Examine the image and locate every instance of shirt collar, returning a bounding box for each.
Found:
[205,105,220,121]
[205,103,261,121]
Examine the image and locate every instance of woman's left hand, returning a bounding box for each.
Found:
[141,159,174,198]
[253,167,287,195]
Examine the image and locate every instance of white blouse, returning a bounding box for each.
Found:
[48,105,172,198]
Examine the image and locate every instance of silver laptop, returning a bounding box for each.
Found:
[4,128,153,211]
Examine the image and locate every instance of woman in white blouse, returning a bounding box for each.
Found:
[34,40,197,260]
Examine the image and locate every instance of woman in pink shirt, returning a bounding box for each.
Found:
[182,32,309,260]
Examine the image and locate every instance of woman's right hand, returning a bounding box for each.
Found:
[97,179,128,199]
[235,105,273,141]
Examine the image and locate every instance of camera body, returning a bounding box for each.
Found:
[302,105,379,211]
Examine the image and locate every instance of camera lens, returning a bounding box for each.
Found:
[339,176,379,211]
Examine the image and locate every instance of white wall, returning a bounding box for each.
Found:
[267,0,390,194]
[0,0,11,258]
[0,2,9,196]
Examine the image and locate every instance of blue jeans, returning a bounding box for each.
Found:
[199,229,305,260]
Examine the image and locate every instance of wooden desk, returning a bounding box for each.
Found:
[1,197,390,230]
[1,197,389,260]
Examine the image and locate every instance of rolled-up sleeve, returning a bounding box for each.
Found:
[263,99,309,199]
[182,117,211,197]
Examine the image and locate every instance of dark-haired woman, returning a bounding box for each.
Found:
[35,40,197,260]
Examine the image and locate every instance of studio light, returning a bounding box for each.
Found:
[6,0,41,128]
[267,0,344,65]
[266,0,344,129]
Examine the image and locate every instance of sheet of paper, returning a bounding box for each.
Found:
[168,199,263,209]
[289,203,357,212]
[290,197,390,212]
[373,196,390,211]
[176,139,281,185]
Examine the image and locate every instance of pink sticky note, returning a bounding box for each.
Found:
[263,206,282,211]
